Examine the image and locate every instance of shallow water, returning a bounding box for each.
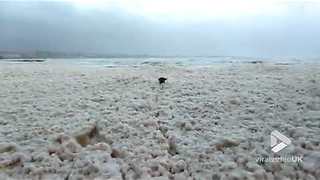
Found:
[2,56,317,67]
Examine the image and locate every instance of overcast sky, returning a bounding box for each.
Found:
[1,0,320,57]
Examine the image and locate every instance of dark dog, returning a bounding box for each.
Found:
[158,77,167,89]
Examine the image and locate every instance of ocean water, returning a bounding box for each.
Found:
[47,56,313,67]
[1,56,317,67]
[49,57,235,67]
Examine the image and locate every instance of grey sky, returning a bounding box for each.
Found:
[1,0,320,57]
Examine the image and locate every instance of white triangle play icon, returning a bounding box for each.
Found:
[270,130,291,153]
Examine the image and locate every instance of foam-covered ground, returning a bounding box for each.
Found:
[0,62,320,180]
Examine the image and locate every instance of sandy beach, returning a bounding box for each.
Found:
[0,62,320,180]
